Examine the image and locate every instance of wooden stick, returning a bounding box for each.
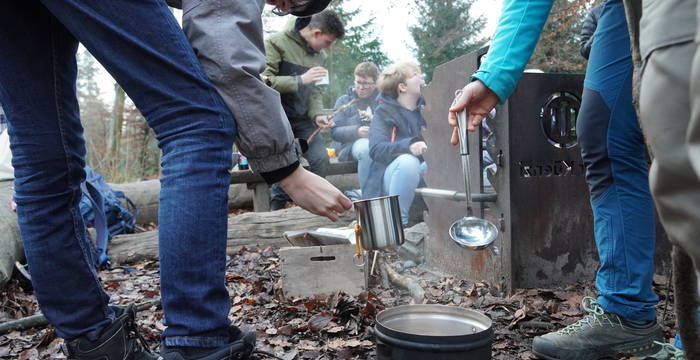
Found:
[370,250,379,276]
[381,259,425,302]
[306,127,323,145]
[0,299,161,335]
[307,98,360,145]
[0,314,47,335]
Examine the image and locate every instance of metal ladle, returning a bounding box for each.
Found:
[448,109,499,250]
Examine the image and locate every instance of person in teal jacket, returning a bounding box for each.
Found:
[449,1,666,359]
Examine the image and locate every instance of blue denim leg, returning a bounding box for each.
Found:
[577,0,657,321]
[351,138,371,190]
[0,0,237,347]
[382,154,426,225]
[0,2,113,341]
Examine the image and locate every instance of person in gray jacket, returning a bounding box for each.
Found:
[170,0,350,219]
[633,0,700,354]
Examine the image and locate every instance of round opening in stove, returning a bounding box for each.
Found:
[539,91,581,149]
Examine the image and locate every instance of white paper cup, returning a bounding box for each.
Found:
[316,73,329,86]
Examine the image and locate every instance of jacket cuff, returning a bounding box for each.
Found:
[260,161,300,185]
[472,72,509,105]
[409,136,424,145]
[246,140,302,174]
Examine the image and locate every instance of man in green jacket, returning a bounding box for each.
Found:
[263,10,345,210]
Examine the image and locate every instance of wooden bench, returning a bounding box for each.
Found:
[230,161,358,212]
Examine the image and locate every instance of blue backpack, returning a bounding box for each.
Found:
[79,166,137,269]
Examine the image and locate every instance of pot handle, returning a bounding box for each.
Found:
[353,224,365,267]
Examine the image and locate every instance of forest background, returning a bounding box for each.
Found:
[75,0,598,183]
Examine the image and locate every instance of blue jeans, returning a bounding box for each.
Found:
[383,154,427,225]
[0,0,236,347]
[578,0,657,321]
[351,138,371,191]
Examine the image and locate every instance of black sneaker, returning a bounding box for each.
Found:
[532,297,663,360]
[160,326,256,360]
[63,305,158,360]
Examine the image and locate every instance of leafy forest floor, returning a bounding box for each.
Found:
[0,230,679,359]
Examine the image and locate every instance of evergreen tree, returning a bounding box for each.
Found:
[527,0,597,73]
[409,0,486,82]
[324,0,390,106]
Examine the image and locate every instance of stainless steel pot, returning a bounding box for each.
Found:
[353,195,405,251]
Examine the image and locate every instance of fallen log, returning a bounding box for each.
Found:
[112,174,358,225]
[0,174,358,287]
[112,180,253,225]
[108,206,356,264]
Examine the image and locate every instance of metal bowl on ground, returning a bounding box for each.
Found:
[375,304,493,359]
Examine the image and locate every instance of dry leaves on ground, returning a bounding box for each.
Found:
[0,245,678,359]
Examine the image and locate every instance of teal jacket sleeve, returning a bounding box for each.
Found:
[473,0,554,103]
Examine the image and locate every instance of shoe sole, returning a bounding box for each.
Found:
[532,349,611,360]
[532,338,662,360]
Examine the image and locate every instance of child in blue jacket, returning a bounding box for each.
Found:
[366,62,427,225]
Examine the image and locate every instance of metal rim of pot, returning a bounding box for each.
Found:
[374,304,494,352]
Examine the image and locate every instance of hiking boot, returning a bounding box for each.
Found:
[649,341,686,360]
[160,326,256,360]
[63,305,158,360]
[532,296,663,360]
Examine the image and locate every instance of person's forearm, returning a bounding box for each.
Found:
[308,87,324,119]
[474,0,554,102]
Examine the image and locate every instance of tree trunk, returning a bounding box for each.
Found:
[108,206,356,264]
[111,180,254,225]
[110,84,125,158]
[0,181,22,287]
